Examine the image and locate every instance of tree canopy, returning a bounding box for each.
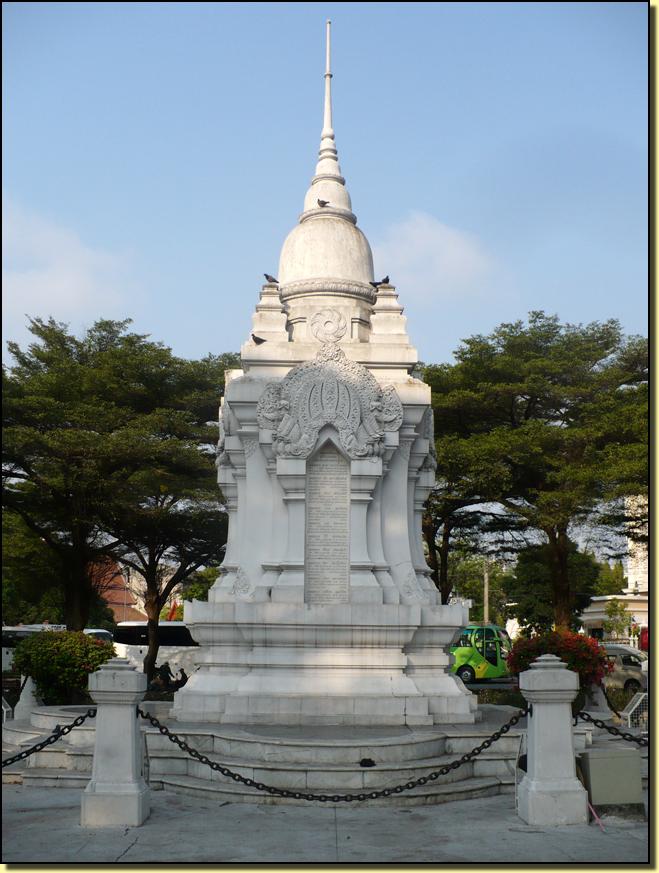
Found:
[2,318,238,657]
[425,312,647,627]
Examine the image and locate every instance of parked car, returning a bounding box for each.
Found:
[601,643,648,694]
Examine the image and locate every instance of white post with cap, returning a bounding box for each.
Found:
[518,653,588,825]
[81,657,150,827]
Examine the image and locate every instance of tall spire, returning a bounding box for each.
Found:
[277,19,374,294]
[319,20,335,165]
[302,19,354,219]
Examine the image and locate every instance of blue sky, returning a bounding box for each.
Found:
[3,2,648,365]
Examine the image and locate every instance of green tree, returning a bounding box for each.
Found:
[501,541,601,634]
[593,560,626,596]
[2,509,116,629]
[3,317,238,650]
[2,509,67,625]
[181,565,221,603]
[426,312,647,627]
[602,599,632,639]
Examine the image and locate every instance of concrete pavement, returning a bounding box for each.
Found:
[2,784,649,865]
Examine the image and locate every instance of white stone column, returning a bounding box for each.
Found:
[274,458,307,601]
[518,654,588,826]
[349,458,382,602]
[81,658,150,828]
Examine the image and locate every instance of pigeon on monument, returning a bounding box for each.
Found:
[369,276,390,289]
[264,274,278,284]
[251,334,267,345]
[317,199,330,207]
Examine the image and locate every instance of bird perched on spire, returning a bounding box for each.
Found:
[264,273,278,284]
[369,275,390,289]
[251,334,267,345]
[317,199,330,207]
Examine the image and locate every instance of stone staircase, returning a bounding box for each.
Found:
[5,703,638,808]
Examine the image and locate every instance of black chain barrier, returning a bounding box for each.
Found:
[2,708,97,768]
[137,705,530,802]
[575,711,648,746]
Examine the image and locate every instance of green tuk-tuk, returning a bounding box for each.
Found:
[450,624,512,683]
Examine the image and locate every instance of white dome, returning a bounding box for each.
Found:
[278,215,374,286]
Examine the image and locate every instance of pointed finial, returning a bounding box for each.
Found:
[299,19,355,221]
[322,20,333,141]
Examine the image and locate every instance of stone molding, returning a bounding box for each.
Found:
[298,206,357,225]
[280,278,376,304]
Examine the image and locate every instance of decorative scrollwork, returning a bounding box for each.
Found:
[399,566,427,602]
[420,407,437,471]
[381,386,404,432]
[229,567,255,601]
[310,309,347,343]
[255,345,404,460]
[242,437,259,458]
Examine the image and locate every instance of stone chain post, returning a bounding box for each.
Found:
[81,658,150,828]
[13,676,41,722]
[518,653,588,826]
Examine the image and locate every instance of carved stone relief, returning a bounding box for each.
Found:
[256,343,403,459]
[229,567,255,600]
[420,407,438,471]
[398,566,428,602]
[216,402,235,470]
[241,436,259,458]
[310,309,347,343]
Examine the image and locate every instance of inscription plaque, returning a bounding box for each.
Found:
[305,444,350,604]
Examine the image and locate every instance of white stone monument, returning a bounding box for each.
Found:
[173,22,475,727]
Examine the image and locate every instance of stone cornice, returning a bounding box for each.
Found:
[280,278,376,304]
[299,207,357,224]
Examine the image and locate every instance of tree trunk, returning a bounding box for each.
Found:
[64,562,93,630]
[547,526,572,630]
[143,583,162,681]
[437,520,453,605]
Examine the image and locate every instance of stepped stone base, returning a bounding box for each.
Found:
[172,601,478,726]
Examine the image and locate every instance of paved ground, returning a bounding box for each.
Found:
[2,784,649,865]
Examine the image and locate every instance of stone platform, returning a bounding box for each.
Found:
[3,703,531,806]
[8,703,644,810]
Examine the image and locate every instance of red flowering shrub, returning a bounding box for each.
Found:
[13,631,114,705]
[506,631,613,687]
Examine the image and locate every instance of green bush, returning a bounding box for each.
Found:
[604,686,638,713]
[13,631,114,705]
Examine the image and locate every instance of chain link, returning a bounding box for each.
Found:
[2,708,97,768]
[575,711,648,746]
[137,705,529,802]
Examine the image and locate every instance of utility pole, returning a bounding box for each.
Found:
[483,559,489,624]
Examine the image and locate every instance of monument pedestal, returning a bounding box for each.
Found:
[173,600,476,725]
